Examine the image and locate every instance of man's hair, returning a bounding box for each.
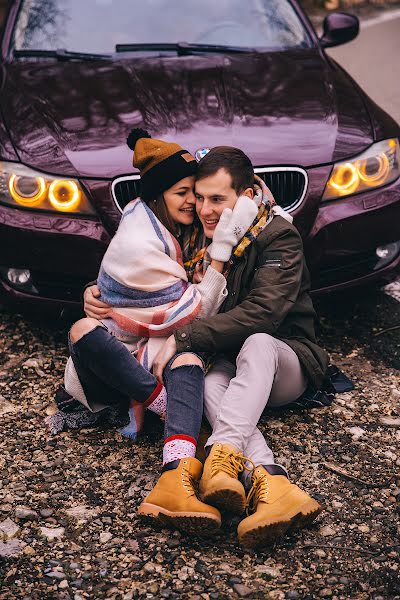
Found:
[196,146,254,194]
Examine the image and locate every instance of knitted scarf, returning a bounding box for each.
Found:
[183,189,275,284]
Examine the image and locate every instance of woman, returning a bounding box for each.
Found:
[47,130,257,459]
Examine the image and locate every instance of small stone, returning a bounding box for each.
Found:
[379,417,400,427]
[348,426,366,440]
[358,524,370,533]
[144,562,156,574]
[0,539,25,557]
[59,580,69,589]
[65,505,98,523]
[233,584,252,597]
[0,518,20,540]
[47,570,66,580]
[39,526,65,541]
[23,545,36,556]
[0,395,17,415]
[256,566,279,579]
[315,549,327,558]
[99,531,113,544]
[390,388,400,401]
[319,589,333,598]
[286,592,300,600]
[320,525,336,537]
[15,506,38,521]
[40,509,54,518]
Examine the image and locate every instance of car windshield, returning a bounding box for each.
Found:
[11,0,312,55]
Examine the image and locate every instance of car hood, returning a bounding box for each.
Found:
[1,50,373,178]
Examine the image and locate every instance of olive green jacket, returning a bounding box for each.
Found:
[174,216,329,389]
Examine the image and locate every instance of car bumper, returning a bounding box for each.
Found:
[304,172,400,294]
[0,202,111,314]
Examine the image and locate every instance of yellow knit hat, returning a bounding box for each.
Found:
[127,129,197,201]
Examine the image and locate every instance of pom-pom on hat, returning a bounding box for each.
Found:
[127,128,197,201]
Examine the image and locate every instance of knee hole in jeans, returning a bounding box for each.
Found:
[69,317,100,344]
[170,353,204,370]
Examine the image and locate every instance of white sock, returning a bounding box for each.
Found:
[163,435,197,465]
[146,385,167,417]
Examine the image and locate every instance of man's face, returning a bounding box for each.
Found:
[195,168,239,238]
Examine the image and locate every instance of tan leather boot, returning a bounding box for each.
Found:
[238,466,322,549]
[199,442,254,515]
[138,457,221,534]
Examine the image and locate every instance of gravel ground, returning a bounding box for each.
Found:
[0,289,399,600]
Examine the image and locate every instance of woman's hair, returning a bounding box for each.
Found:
[196,146,254,194]
[148,194,178,236]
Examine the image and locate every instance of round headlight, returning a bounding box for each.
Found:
[328,162,359,195]
[8,174,46,206]
[48,180,81,211]
[357,154,390,186]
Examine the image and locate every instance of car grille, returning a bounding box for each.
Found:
[112,167,307,213]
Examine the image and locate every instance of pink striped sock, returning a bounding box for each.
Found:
[163,435,197,465]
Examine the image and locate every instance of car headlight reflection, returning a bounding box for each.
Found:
[323,138,400,201]
[0,162,95,215]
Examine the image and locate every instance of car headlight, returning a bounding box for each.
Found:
[322,138,400,201]
[0,162,95,215]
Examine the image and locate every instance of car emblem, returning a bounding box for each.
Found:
[195,147,211,162]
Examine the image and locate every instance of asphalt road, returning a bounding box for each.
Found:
[327,10,400,125]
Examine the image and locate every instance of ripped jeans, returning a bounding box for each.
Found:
[163,354,205,443]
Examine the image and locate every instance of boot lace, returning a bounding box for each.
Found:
[246,471,269,514]
[211,446,255,479]
[181,463,198,497]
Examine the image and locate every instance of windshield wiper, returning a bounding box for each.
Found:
[13,49,112,61]
[115,42,255,55]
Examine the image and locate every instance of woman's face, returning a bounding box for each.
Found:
[163,176,196,225]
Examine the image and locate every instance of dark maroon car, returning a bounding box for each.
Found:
[0,0,399,314]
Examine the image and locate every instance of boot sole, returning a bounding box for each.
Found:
[202,488,246,515]
[138,503,221,536]
[239,499,321,549]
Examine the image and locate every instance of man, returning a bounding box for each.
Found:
[85,147,329,549]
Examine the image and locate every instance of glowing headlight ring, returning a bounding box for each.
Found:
[328,162,359,195]
[48,180,81,211]
[357,153,390,186]
[8,174,46,206]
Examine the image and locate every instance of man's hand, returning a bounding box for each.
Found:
[83,285,111,319]
[209,195,258,263]
[152,335,177,384]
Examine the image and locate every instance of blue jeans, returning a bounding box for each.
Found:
[163,355,205,443]
[69,325,157,409]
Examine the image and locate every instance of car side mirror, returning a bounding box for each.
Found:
[319,12,359,48]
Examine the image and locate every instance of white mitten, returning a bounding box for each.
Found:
[209,195,258,262]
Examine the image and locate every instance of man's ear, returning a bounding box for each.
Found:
[241,187,254,199]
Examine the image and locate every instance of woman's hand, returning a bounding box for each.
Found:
[83,285,111,319]
[254,174,275,206]
[152,335,177,384]
[208,195,258,262]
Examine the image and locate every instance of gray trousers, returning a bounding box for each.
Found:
[204,333,307,470]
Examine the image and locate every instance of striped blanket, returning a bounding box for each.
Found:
[98,198,202,344]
